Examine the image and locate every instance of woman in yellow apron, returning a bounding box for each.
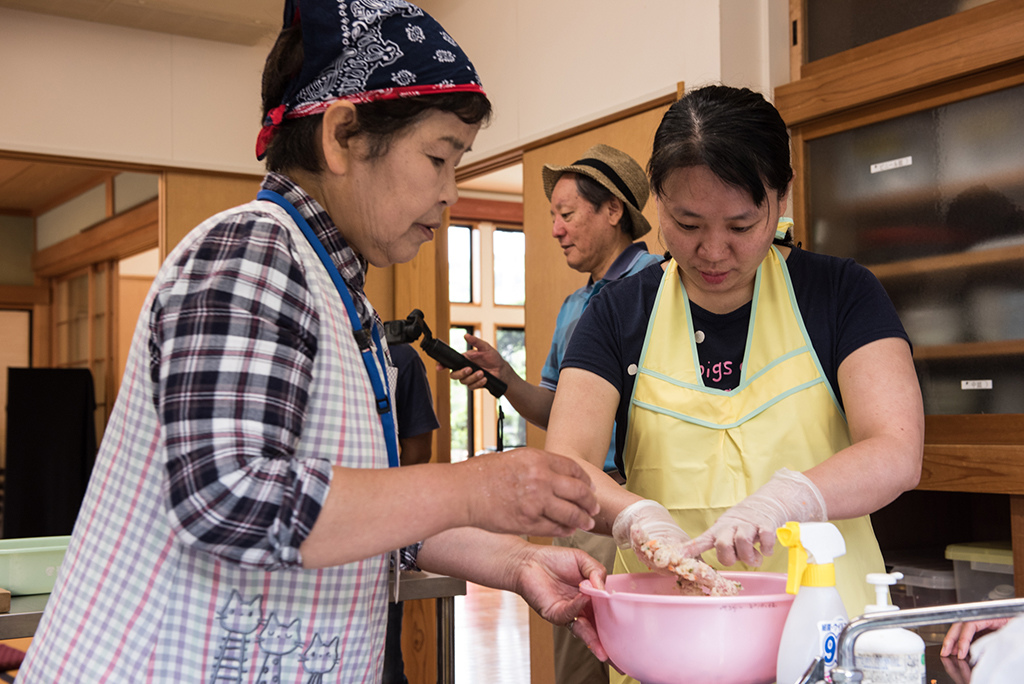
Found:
[545,86,924,681]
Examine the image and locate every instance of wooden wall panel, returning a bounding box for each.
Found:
[0,288,48,365]
[0,285,47,306]
[365,265,395,323]
[366,227,450,464]
[116,275,153,380]
[0,310,31,469]
[161,171,262,255]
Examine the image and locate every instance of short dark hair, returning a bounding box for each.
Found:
[260,25,492,173]
[648,85,793,207]
[570,173,634,236]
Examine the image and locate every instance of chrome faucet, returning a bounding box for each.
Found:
[793,597,1024,684]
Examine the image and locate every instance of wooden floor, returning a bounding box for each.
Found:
[455,582,532,684]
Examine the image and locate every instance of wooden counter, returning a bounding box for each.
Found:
[0,594,48,640]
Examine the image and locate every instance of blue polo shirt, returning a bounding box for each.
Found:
[539,242,663,471]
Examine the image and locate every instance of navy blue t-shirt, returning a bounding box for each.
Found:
[560,247,910,469]
[390,343,440,440]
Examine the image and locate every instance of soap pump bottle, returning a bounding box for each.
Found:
[775,521,849,684]
[854,572,926,684]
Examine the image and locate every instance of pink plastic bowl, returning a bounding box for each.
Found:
[580,572,793,684]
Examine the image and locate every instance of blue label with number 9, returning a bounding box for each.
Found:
[818,617,847,670]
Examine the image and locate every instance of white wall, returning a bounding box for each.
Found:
[420,0,791,166]
[114,172,160,214]
[36,182,108,250]
[0,7,269,175]
[0,1,789,173]
[720,0,792,95]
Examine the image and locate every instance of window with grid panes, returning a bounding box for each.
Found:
[448,222,525,459]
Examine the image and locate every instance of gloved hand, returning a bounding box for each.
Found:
[612,499,693,572]
[682,468,827,567]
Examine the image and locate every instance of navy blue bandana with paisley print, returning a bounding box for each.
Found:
[256,0,485,159]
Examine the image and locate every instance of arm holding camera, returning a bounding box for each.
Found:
[384,310,507,398]
[449,333,556,429]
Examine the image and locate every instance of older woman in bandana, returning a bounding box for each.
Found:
[18,2,607,682]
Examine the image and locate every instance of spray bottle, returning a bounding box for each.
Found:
[775,521,848,684]
[853,572,926,684]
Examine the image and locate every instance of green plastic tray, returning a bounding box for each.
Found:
[0,535,70,595]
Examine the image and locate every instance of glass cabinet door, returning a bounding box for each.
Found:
[805,0,998,63]
[806,83,1024,415]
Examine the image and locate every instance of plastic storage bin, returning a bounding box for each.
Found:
[0,535,70,595]
[889,559,958,645]
[945,541,1015,604]
[890,560,957,610]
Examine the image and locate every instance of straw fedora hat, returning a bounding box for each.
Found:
[542,144,652,239]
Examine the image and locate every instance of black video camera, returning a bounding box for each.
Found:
[382,309,507,398]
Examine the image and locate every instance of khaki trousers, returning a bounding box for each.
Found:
[552,528,618,684]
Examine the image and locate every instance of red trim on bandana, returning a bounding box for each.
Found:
[255,104,288,160]
[256,82,486,160]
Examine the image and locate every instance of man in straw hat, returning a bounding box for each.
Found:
[451,143,662,684]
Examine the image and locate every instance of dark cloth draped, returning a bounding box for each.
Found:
[4,368,97,538]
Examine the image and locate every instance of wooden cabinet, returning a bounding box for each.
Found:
[804,83,1024,416]
[777,0,1024,592]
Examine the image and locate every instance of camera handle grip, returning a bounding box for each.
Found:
[421,337,507,398]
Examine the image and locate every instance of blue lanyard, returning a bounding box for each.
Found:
[257,190,399,468]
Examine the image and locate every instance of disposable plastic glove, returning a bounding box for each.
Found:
[611,499,693,572]
[683,468,827,567]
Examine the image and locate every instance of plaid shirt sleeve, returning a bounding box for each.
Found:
[150,212,330,570]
